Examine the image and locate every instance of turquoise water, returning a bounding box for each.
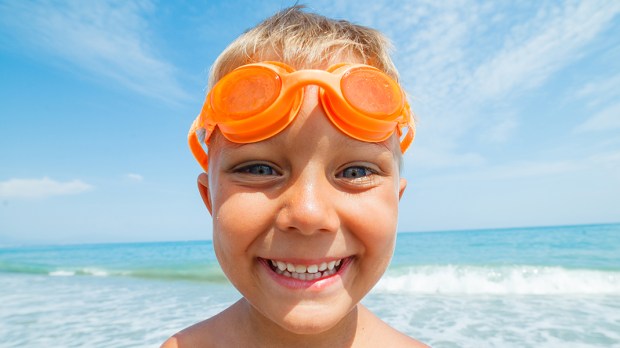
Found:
[1,223,619,347]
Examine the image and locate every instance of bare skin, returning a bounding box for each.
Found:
[163,57,428,348]
[161,301,427,348]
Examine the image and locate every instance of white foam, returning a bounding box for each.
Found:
[48,268,111,277]
[81,268,110,277]
[375,265,620,294]
[49,270,75,276]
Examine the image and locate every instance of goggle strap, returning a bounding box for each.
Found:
[188,119,209,172]
[400,125,415,153]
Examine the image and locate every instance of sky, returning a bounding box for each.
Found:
[0,0,619,245]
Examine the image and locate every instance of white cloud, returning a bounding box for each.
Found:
[419,150,620,184]
[0,0,190,104]
[126,173,144,182]
[575,73,620,107]
[0,177,93,199]
[574,103,620,133]
[479,115,519,144]
[588,150,620,168]
[476,160,580,180]
[316,1,620,171]
[472,2,620,100]
[410,146,486,170]
[420,159,581,184]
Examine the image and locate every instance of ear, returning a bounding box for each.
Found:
[398,177,407,200]
[197,173,213,215]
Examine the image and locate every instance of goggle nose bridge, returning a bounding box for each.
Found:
[277,69,344,100]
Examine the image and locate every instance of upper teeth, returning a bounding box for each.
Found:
[270,259,342,274]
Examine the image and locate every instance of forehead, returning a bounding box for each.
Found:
[207,125,402,173]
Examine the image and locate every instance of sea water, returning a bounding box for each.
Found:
[1,223,619,347]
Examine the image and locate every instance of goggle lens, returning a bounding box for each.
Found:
[212,67,281,119]
[341,68,401,118]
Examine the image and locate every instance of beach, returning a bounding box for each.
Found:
[1,223,619,347]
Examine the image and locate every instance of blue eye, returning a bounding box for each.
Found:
[340,166,373,179]
[238,164,276,176]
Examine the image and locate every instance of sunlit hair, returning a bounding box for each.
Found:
[206,5,407,170]
[208,5,400,89]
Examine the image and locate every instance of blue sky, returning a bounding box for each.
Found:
[1,0,619,245]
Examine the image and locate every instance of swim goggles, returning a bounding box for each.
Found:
[189,61,415,171]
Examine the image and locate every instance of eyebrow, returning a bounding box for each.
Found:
[216,132,394,157]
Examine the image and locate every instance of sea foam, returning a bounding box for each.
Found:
[375,265,620,295]
[48,268,110,277]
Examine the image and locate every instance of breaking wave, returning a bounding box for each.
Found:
[376,265,620,295]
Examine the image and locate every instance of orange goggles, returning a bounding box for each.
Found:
[189,61,415,171]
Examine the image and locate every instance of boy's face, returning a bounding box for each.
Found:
[198,72,406,334]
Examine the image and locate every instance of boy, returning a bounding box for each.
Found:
[163,5,427,347]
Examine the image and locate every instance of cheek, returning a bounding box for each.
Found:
[211,192,274,256]
[211,193,275,288]
[347,189,399,260]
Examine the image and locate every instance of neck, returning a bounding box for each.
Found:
[237,299,361,348]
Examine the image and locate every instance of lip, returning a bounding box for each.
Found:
[258,256,352,291]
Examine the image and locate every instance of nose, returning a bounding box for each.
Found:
[275,166,340,235]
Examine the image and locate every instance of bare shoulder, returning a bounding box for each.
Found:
[160,318,217,348]
[357,305,430,348]
[386,329,430,348]
[160,335,180,348]
[160,302,243,348]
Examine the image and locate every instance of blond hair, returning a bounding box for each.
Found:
[205,5,408,170]
[208,5,400,89]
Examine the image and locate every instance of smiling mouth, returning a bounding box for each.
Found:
[262,258,347,280]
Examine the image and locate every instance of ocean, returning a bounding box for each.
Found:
[1,223,619,347]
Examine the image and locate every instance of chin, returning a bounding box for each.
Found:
[275,303,357,335]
